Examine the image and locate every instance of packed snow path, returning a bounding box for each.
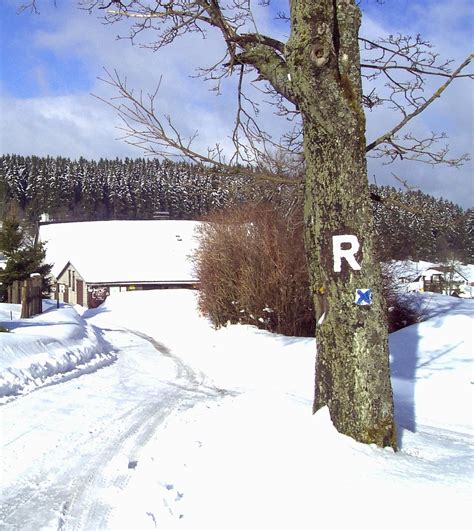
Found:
[0,326,228,530]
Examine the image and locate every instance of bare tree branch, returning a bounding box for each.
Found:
[93,68,300,184]
[20,2,467,177]
[229,32,286,55]
[369,131,470,167]
[366,54,473,163]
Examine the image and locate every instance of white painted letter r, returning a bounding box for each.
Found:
[332,235,361,272]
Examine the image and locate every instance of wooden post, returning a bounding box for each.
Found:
[31,276,42,315]
[19,276,43,319]
[20,280,29,319]
[9,281,22,304]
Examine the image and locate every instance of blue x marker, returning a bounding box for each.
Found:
[355,289,372,305]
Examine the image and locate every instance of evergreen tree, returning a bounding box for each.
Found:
[0,215,52,300]
[467,209,474,263]
[0,217,23,256]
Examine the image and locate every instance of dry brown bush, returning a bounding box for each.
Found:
[194,203,315,337]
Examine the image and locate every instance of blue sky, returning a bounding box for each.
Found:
[0,3,94,98]
[0,0,472,208]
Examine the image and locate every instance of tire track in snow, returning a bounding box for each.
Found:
[0,327,232,530]
[55,328,232,531]
[128,329,231,397]
[58,391,179,530]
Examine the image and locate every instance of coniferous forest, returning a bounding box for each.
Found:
[0,154,471,263]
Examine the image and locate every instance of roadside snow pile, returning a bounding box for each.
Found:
[393,290,471,323]
[0,301,115,401]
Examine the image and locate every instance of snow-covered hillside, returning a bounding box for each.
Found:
[0,290,472,529]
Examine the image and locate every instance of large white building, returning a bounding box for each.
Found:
[39,220,201,307]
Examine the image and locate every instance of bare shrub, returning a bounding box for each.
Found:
[194,203,315,337]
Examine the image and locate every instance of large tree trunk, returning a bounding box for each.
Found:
[287,0,397,448]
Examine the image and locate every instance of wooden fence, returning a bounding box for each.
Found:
[8,276,43,318]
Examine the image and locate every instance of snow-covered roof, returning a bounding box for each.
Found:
[420,268,444,278]
[392,260,474,283]
[39,220,201,284]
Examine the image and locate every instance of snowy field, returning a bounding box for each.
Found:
[0,290,472,529]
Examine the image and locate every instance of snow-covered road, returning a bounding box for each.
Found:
[1,290,472,530]
[0,327,228,530]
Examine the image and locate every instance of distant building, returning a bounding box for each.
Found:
[39,220,201,308]
[405,265,471,296]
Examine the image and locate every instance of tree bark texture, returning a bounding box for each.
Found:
[286,0,397,448]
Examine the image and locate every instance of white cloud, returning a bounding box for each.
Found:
[1,2,236,160]
[0,93,136,159]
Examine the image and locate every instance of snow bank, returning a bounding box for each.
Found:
[0,302,115,401]
[390,294,473,434]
